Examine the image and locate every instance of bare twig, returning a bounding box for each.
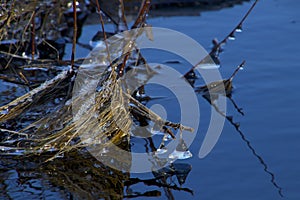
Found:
[118,0,129,31]
[125,92,194,135]
[195,61,246,96]
[210,0,259,56]
[120,52,130,77]
[42,39,60,61]
[131,0,151,29]
[229,60,246,81]
[95,0,112,66]
[71,0,77,70]
[183,0,259,77]
[31,10,36,60]
[0,74,28,86]
[0,11,11,31]
[0,70,72,122]
[18,71,30,87]
[0,128,28,138]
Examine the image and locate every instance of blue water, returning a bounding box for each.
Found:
[129,0,300,199]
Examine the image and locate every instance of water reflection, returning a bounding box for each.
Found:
[0,151,127,199]
[0,150,193,199]
[125,163,193,199]
[197,83,284,197]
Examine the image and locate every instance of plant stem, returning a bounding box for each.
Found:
[71,0,77,71]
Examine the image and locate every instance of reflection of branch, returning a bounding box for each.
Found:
[227,94,244,116]
[124,190,161,198]
[232,121,284,197]
[125,177,193,195]
[202,95,284,197]
[131,136,193,199]
[183,0,258,77]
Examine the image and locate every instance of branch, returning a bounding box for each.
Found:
[131,0,151,29]
[183,0,259,78]
[71,0,77,70]
[95,0,112,66]
[31,10,36,60]
[126,92,194,136]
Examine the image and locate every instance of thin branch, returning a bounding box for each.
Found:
[229,60,245,81]
[118,0,129,31]
[0,128,28,138]
[95,0,112,67]
[211,0,259,56]
[183,0,259,77]
[31,10,36,60]
[18,71,30,87]
[71,0,77,70]
[0,74,28,86]
[126,92,193,134]
[0,11,11,30]
[131,0,151,29]
[41,39,60,61]
[120,52,130,77]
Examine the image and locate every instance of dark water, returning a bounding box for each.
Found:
[1,0,300,199]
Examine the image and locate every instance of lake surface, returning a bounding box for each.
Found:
[1,0,300,199]
[124,0,300,199]
[126,0,300,199]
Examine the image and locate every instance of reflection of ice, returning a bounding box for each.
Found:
[168,138,193,160]
[169,150,192,160]
[155,144,167,155]
[171,163,192,186]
